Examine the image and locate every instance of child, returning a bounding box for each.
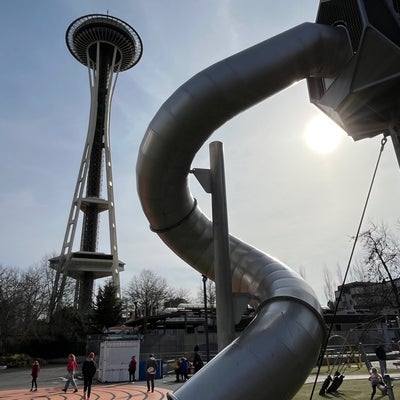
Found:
[173,358,180,382]
[179,355,189,381]
[368,367,386,399]
[30,360,40,391]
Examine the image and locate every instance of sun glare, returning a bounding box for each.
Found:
[304,114,345,154]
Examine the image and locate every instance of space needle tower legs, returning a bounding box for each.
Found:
[49,14,142,318]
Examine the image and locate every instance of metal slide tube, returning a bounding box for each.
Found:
[136,22,351,400]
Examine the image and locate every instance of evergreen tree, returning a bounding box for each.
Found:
[92,280,123,331]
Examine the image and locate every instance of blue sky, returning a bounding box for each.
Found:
[1,0,400,303]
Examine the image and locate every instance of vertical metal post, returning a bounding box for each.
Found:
[202,275,210,362]
[209,141,235,351]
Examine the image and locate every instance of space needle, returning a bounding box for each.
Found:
[49,14,143,318]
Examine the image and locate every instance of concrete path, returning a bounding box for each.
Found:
[0,365,185,400]
[0,383,173,399]
[1,361,400,399]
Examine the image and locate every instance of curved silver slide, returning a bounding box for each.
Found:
[136,23,351,400]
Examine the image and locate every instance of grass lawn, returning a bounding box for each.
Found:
[295,380,395,399]
[293,366,400,399]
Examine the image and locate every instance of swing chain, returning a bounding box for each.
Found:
[381,136,388,151]
[311,133,389,400]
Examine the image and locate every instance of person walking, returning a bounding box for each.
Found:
[173,358,180,382]
[62,353,78,393]
[128,355,137,382]
[192,345,204,374]
[179,353,189,381]
[30,360,40,391]
[146,354,157,392]
[82,352,97,400]
[375,345,387,376]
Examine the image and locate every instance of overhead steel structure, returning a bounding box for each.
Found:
[49,14,142,317]
[136,1,400,399]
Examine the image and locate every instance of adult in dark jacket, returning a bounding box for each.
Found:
[192,345,204,374]
[82,352,97,400]
[146,354,157,392]
[375,346,387,376]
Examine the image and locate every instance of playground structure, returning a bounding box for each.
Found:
[136,1,400,399]
[324,350,363,373]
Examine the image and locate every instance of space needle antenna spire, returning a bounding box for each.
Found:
[49,14,142,318]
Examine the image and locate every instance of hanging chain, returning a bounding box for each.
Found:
[309,134,387,399]
[381,136,388,152]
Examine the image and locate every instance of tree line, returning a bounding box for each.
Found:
[3,221,398,359]
[0,256,214,359]
[323,222,400,311]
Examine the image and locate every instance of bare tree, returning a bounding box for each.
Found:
[359,222,400,310]
[323,266,337,305]
[349,259,368,282]
[172,287,193,304]
[163,287,193,309]
[0,264,55,349]
[336,263,344,284]
[37,254,75,309]
[0,265,24,353]
[125,269,170,317]
[195,278,216,307]
[206,279,216,308]
[26,254,75,323]
[0,254,80,351]
[360,223,400,280]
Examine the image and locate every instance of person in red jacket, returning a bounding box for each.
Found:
[30,360,40,391]
[62,354,78,393]
[128,355,137,382]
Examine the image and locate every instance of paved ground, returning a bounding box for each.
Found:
[0,365,184,400]
[1,362,400,399]
[0,384,173,399]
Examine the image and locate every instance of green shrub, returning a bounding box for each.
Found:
[0,353,46,368]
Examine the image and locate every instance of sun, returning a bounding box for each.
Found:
[304,114,346,153]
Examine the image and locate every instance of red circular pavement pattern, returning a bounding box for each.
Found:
[0,383,171,400]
